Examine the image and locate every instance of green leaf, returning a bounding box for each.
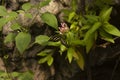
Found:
[102,23,120,37]
[47,56,53,66]
[41,12,58,30]
[60,44,67,52]
[25,13,33,19]
[71,40,85,46]
[99,29,114,43]
[84,22,101,53]
[35,35,50,45]
[4,33,16,43]
[17,10,24,13]
[85,15,98,21]
[85,15,99,24]
[11,72,20,77]
[84,22,101,40]
[38,57,48,64]
[68,12,76,22]
[80,25,90,31]
[0,18,8,31]
[59,44,67,55]
[48,41,61,46]
[0,70,6,78]
[76,51,84,70]
[100,7,112,21]
[0,71,7,78]
[37,52,47,57]
[85,32,96,53]
[37,49,52,56]
[8,11,18,21]
[18,71,33,80]
[66,32,74,45]
[9,11,18,18]
[15,32,31,54]
[67,47,75,63]
[73,51,79,60]
[11,23,21,30]
[70,22,78,30]
[39,0,51,7]
[22,3,32,11]
[0,6,8,16]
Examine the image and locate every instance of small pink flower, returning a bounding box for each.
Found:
[59,23,69,34]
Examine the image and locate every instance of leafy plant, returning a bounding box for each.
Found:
[31,1,120,72]
[40,0,120,71]
[0,0,120,79]
[1,0,54,54]
[41,12,58,30]
[0,70,33,80]
[0,0,56,78]
[15,32,31,54]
